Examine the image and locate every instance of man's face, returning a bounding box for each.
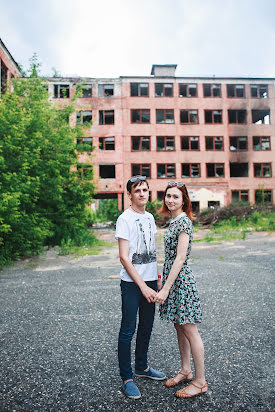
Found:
[128,182,149,208]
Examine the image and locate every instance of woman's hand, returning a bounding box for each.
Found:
[154,288,169,304]
[157,278,162,292]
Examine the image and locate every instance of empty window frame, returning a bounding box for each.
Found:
[157,136,175,151]
[180,110,198,124]
[99,137,115,150]
[232,190,249,203]
[131,136,150,151]
[251,84,268,98]
[255,189,272,204]
[1,60,8,94]
[228,110,247,124]
[130,83,149,96]
[227,84,245,98]
[206,163,224,177]
[179,84,197,97]
[131,109,150,123]
[181,163,200,178]
[205,136,223,151]
[191,202,200,213]
[81,84,92,97]
[157,191,165,201]
[254,163,272,177]
[205,110,222,124]
[54,84,70,98]
[252,110,270,124]
[77,163,93,179]
[99,164,115,178]
[230,163,248,177]
[181,136,199,150]
[157,164,176,178]
[229,136,248,151]
[76,137,93,150]
[155,83,173,97]
[156,109,174,123]
[98,84,114,97]
[99,110,114,125]
[76,110,92,124]
[132,164,151,177]
[203,84,221,97]
[208,201,220,208]
[253,136,271,151]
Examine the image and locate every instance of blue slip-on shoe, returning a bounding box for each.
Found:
[135,366,166,381]
[121,380,141,399]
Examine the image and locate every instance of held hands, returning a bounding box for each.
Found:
[141,285,157,303]
[154,288,169,304]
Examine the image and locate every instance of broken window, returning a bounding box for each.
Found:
[180,110,198,124]
[227,84,245,98]
[99,110,114,125]
[77,163,93,179]
[208,201,220,208]
[228,110,246,124]
[157,191,165,201]
[232,190,249,203]
[157,136,175,151]
[253,136,271,151]
[98,84,114,97]
[76,110,92,124]
[81,84,92,98]
[132,164,151,177]
[255,189,272,204]
[130,83,149,96]
[131,136,150,151]
[181,136,199,150]
[157,164,176,178]
[99,165,115,178]
[230,163,248,177]
[181,164,200,178]
[99,137,115,150]
[76,137,93,151]
[179,84,197,97]
[205,136,223,151]
[251,84,268,98]
[156,109,174,123]
[131,109,150,123]
[203,84,221,97]
[1,60,8,94]
[230,136,247,151]
[252,110,270,124]
[155,83,173,97]
[191,202,200,213]
[54,84,70,98]
[205,110,222,124]
[206,163,224,177]
[254,163,271,177]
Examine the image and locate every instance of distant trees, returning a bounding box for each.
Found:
[0,58,95,267]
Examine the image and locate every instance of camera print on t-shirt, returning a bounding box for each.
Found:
[132,218,156,265]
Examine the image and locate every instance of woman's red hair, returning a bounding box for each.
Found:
[160,184,194,221]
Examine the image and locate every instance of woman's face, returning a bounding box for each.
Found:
[165,187,183,213]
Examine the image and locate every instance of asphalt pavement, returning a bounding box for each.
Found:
[0,232,274,411]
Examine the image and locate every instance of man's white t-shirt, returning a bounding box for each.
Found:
[115,208,158,282]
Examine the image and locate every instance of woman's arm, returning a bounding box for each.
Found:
[154,231,189,304]
[118,238,157,303]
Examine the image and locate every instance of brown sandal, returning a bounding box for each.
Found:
[175,381,208,398]
[165,370,192,388]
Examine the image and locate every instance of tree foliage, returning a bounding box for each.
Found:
[0,57,95,267]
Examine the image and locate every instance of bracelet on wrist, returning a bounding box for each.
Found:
[158,275,161,279]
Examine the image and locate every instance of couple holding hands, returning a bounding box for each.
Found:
[115,175,207,400]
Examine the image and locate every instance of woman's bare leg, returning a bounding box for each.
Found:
[171,323,193,383]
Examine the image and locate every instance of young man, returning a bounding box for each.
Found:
[115,175,166,399]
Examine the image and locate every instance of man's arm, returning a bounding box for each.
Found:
[118,238,157,303]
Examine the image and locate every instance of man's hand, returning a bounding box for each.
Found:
[157,278,162,292]
[154,288,169,304]
[140,285,157,303]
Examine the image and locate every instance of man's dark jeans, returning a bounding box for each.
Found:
[118,280,157,381]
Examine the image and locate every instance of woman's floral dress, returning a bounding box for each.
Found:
[159,212,202,325]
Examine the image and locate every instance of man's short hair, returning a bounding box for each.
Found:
[126,175,149,193]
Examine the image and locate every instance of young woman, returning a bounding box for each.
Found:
[154,181,207,398]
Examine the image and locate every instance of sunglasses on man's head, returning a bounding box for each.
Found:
[168,181,185,188]
[129,175,147,183]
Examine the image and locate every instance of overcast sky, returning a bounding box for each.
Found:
[1,0,275,78]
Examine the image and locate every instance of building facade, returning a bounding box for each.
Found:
[0,38,21,95]
[48,65,275,211]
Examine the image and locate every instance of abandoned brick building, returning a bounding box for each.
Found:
[0,39,21,94]
[1,39,274,211]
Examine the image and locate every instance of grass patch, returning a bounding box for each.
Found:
[58,230,110,256]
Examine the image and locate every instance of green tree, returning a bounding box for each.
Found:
[0,57,95,266]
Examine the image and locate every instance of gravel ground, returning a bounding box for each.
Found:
[0,231,274,412]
